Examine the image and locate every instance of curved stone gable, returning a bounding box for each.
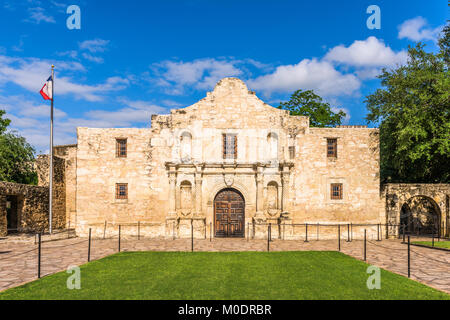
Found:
[152,77,309,131]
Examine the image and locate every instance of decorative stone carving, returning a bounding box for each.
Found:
[224,174,234,187]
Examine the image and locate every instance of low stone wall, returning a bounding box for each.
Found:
[0,181,66,236]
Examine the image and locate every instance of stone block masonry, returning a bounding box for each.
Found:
[0,181,65,236]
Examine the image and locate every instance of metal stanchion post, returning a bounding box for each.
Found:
[432,232,435,247]
[304,223,309,242]
[138,221,140,240]
[270,223,272,244]
[38,233,41,278]
[364,229,367,261]
[247,222,249,242]
[118,225,121,252]
[317,223,319,241]
[191,221,194,252]
[338,224,341,251]
[408,236,411,278]
[88,228,91,262]
[402,224,406,243]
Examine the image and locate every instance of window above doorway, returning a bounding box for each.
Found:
[223,134,237,159]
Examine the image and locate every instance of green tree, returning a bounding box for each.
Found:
[365,25,450,183]
[279,89,347,127]
[0,110,37,184]
[0,110,10,135]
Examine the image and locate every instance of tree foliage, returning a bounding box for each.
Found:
[0,110,37,184]
[0,110,10,135]
[279,89,347,127]
[366,25,450,183]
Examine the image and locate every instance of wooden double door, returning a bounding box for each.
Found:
[214,188,245,238]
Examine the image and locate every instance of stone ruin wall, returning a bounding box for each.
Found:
[0,180,65,236]
[382,183,450,237]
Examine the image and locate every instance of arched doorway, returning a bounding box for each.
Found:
[400,196,441,235]
[214,188,245,238]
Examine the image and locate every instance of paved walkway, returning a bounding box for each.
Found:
[0,237,449,294]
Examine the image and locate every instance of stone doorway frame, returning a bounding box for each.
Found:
[213,188,246,238]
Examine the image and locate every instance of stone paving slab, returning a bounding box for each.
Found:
[0,237,448,295]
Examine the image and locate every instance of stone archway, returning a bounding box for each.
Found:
[214,188,245,238]
[400,196,441,235]
[383,184,450,238]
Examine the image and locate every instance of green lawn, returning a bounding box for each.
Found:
[0,251,448,300]
[412,241,450,250]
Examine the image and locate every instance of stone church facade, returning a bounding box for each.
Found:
[56,78,383,238]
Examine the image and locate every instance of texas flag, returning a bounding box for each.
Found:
[40,75,53,100]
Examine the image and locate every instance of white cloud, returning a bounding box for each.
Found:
[151,39,404,98]
[152,58,244,94]
[26,7,56,24]
[354,68,384,80]
[57,50,78,59]
[12,36,26,52]
[79,39,110,53]
[331,106,351,124]
[324,37,408,67]
[0,94,167,152]
[161,99,184,108]
[398,17,442,42]
[82,53,104,64]
[248,58,361,97]
[0,55,129,101]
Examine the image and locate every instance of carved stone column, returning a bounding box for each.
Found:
[281,165,290,214]
[194,168,203,216]
[277,184,283,211]
[255,164,265,220]
[168,165,177,218]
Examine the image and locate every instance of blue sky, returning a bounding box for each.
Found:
[0,0,447,153]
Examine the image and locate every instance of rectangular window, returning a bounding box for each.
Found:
[331,183,343,200]
[116,139,127,158]
[289,146,295,159]
[327,138,337,158]
[116,183,128,200]
[223,134,237,159]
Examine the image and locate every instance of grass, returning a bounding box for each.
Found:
[412,241,450,250]
[0,251,448,300]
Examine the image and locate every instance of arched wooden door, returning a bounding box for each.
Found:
[214,188,245,238]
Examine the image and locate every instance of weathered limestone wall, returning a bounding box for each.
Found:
[75,128,154,236]
[54,145,77,228]
[73,78,383,238]
[291,127,381,225]
[36,155,66,229]
[0,181,65,236]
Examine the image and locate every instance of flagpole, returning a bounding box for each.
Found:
[49,65,54,234]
